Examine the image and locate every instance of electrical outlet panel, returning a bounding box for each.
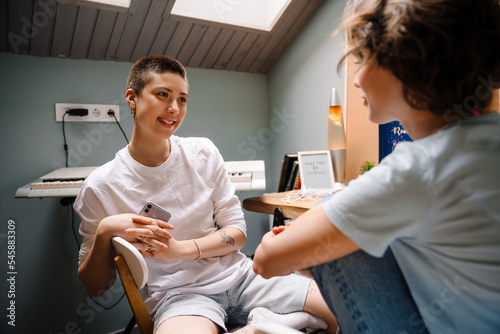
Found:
[55,103,120,122]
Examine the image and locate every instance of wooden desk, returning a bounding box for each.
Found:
[242,191,320,219]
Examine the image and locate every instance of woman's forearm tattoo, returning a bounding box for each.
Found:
[219,230,235,246]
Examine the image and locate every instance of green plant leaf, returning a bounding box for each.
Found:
[360,160,375,175]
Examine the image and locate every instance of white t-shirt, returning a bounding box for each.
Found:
[324,112,500,333]
[74,136,252,313]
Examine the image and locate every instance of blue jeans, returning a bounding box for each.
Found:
[309,248,429,334]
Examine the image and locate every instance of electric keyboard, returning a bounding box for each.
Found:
[224,160,265,191]
[16,161,266,198]
[27,179,86,198]
[15,166,98,198]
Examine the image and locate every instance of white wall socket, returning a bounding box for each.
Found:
[55,103,120,122]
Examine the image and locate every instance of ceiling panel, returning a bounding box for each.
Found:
[8,0,34,54]
[87,10,117,60]
[70,6,98,59]
[2,0,324,74]
[29,0,56,57]
[129,0,170,62]
[104,11,128,61]
[186,25,221,68]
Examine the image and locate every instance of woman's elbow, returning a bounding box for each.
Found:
[236,234,246,250]
[252,260,267,279]
[252,245,275,279]
[253,262,273,279]
[229,228,246,250]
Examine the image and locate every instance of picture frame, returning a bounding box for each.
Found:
[297,150,335,189]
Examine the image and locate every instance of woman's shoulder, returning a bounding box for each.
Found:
[173,136,218,154]
[173,135,215,146]
[83,148,128,187]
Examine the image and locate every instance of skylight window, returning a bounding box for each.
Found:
[171,0,292,32]
[61,0,131,12]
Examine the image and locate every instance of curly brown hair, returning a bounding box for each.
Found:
[338,0,500,118]
[127,55,188,96]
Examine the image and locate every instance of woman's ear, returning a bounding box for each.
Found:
[126,89,137,116]
[125,89,136,109]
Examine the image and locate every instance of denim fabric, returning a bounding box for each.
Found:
[310,248,428,334]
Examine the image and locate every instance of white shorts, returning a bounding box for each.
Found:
[153,267,312,332]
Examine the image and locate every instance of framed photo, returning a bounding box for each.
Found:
[297,150,335,189]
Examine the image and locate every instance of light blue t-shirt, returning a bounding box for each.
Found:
[324,112,500,333]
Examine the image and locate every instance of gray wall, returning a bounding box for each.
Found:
[0,0,347,332]
[267,0,347,189]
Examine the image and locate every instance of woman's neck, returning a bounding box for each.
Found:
[128,134,171,167]
[399,109,447,141]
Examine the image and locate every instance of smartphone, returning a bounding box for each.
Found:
[139,201,171,222]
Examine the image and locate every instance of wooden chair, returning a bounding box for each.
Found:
[112,236,153,334]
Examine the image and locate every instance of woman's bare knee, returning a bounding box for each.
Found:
[155,315,220,334]
[303,281,338,334]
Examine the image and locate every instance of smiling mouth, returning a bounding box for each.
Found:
[158,117,174,125]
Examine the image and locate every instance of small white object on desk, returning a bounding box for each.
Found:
[297,182,346,198]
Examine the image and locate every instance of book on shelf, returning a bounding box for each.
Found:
[285,160,299,191]
[379,121,412,162]
[277,153,298,192]
[293,169,301,190]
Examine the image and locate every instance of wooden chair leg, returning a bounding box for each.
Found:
[114,254,154,334]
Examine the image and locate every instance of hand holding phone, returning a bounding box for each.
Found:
[139,201,171,222]
[128,202,172,259]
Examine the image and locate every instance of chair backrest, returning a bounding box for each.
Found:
[112,236,148,288]
[112,236,153,334]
